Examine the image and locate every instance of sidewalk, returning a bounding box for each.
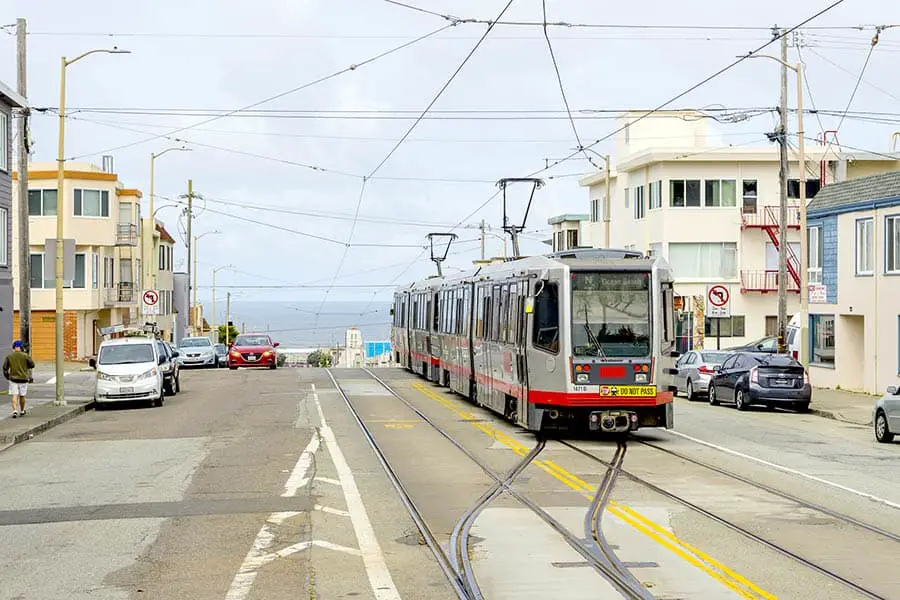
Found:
[0,398,94,452]
[810,387,877,426]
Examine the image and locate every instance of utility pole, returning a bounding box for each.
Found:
[16,18,30,352]
[480,219,486,260]
[776,27,789,354]
[192,236,199,311]
[185,180,193,334]
[225,291,231,345]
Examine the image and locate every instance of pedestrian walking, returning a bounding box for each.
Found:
[4,341,35,418]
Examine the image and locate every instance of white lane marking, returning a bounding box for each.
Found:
[315,504,351,517]
[283,434,319,497]
[315,476,341,486]
[313,385,401,600]
[668,430,900,510]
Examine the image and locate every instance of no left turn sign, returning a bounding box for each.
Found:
[142,289,160,316]
[706,284,731,318]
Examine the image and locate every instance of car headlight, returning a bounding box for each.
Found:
[139,368,159,380]
[635,373,648,383]
[575,373,589,383]
[97,371,115,381]
[263,350,273,357]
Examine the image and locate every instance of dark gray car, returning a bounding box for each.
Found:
[709,352,811,412]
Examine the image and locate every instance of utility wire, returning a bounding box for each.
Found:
[315,0,517,336]
[835,40,878,132]
[807,48,900,104]
[541,0,598,169]
[67,22,455,160]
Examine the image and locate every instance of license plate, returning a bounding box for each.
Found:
[599,385,657,397]
[774,379,789,386]
[120,387,134,393]
[248,355,257,360]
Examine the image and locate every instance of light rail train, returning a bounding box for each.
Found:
[391,248,677,433]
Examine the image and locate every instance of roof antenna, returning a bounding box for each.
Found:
[498,177,544,259]
[427,232,457,277]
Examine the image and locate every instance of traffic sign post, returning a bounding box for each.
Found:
[142,289,160,316]
[706,285,731,350]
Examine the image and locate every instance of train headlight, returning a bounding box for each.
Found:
[634,373,648,383]
[576,373,589,383]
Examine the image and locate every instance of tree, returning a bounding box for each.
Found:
[217,324,240,344]
[307,350,333,368]
[276,353,287,367]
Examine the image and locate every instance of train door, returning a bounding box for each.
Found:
[484,284,503,413]
[512,280,529,426]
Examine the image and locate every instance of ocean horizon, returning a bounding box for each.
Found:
[199,300,392,348]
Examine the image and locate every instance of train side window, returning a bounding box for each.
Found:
[508,283,518,343]
[499,285,509,343]
[432,293,440,332]
[476,286,485,338]
[532,282,560,353]
[491,285,502,341]
[662,283,675,345]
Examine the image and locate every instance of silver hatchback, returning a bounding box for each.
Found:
[874,385,900,443]
[673,350,731,401]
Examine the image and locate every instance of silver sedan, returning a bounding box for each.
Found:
[673,350,731,401]
[874,385,900,443]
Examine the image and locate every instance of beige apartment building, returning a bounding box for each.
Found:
[12,160,149,360]
[564,112,900,352]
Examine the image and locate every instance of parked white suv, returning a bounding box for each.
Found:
[90,336,165,408]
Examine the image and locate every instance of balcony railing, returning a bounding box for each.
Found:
[741,205,801,229]
[740,270,800,293]
[105,282,137,306]
[116,223,138,246]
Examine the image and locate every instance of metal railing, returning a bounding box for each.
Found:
[740,269,800,293]
[105,282,137,305]
[116,223,138,246]
[742,205,801,229]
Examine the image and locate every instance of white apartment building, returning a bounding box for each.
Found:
[343,327,363,368]
[568,112,900,352]
[13,160,148,360]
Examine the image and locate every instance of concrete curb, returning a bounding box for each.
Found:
[810,407,871,427]
[0,401,96,453]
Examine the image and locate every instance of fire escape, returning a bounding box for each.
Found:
[740,206,800,293]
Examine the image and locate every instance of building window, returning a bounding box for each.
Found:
[624,187,630,208]
[810,314,835,366]
[92,253,99,289]
[566,229,579,249]
[668,242,737,279]
[670,179,701,207]
[704,179,737,207]
[788,179,822,199]
[74,189,110,217]
[886,215,900,274]
[855,218,874,275]
[0,207,7,266]
[704,315,745,337]
[742,180,758,214]
[649,181,662,209]
[0,111,8,173]
[104,257,115,288]
[808,226,823,283]
[634,185,646,220]
[27,189,58,216]
[73,254,86,289]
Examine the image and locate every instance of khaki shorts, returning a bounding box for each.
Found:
[9,382,27,396]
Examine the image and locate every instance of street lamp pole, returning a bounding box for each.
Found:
[192,231,220,330]
[54,47,129,406]
[147,146,190,290]
[211,264,233,343]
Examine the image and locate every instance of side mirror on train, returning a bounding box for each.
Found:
[888,385,899,395]
[524,297,535,314]
[389,307,395,316]
[668,351,680,358]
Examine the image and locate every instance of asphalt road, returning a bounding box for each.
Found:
[0,367,897,599]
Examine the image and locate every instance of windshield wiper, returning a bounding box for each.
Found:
[581,305,606,358]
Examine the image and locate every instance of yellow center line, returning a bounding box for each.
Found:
[410,382,776,600]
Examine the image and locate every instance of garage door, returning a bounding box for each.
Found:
[13,311,57,361]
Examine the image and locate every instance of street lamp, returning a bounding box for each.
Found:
[192,231,220,322]
[211,264,234,342]
[744,53,807,367]
[146,146,191,289]
[54,47,130,406]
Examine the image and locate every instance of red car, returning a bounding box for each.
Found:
[227,334,280,370]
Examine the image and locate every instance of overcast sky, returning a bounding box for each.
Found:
[2,0,898,308]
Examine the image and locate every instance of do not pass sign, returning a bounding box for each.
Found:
[142,289,160,316]
[706,284,731,318]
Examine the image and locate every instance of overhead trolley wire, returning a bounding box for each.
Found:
[66,22,456,160]
[313,0,517,336]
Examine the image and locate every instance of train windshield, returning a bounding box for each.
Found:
[571,271,651,358]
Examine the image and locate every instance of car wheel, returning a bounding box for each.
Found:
[708,384,719,406]
[875,411,894,443]
[735,388,749,411]
[174,375,181,394]
[794,401,810,413]
[270,363,277,370]
[686,379,695,401]
[229,366,237,371]
[163,380,174,397]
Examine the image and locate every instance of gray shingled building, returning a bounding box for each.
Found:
[0,81,27,351]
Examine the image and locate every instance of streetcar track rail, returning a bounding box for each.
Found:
[449,440,546,600]
[336,368,652,600]
[636,438,900,544]
[560,439,889,600]
[584,440,653,598]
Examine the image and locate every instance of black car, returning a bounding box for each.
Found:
[157,340,181,396]
[214,344,228,368]
[708,352,811,412]
[724,335,779,353]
